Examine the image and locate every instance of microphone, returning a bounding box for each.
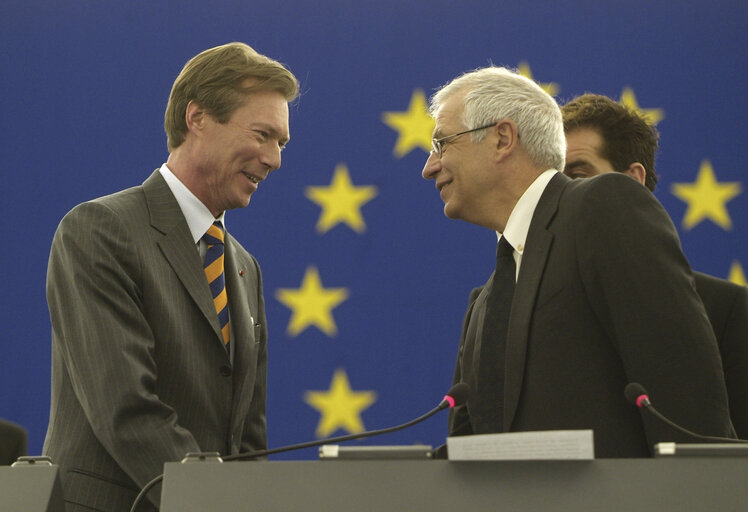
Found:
[624,382,744,444]
[225,381,470,461]
[129,383,470,512]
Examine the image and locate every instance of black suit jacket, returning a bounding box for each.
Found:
[0,419,27,465]
[449,172,734,457]
[693,272,748,438]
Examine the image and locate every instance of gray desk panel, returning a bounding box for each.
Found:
[0,465,65,512]
[161,458,747,511]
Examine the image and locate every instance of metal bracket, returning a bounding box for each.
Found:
[180,452,224,463]
[11,456,54,467]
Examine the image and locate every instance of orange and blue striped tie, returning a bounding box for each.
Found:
[203,221,230,350]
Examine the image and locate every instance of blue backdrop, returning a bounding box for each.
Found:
[2,1,746,460]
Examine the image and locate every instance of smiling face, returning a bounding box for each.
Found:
[421,91,499,227]
[190,89,290,216]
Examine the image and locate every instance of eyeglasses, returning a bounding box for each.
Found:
[430,123,496,158]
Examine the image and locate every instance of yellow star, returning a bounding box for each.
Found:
[382,89,435,157]
[671,160,742,230]
[619,87,664,125]
[304,368,377,438]
[275,267,349,337]
[728,261,747,286]
[305,164,378,234]
[517,61,560,96]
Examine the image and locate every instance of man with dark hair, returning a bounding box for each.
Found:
[422,67,734,458]
[561,93,748,438]
[43,42,299,511]
[562,93,659,191]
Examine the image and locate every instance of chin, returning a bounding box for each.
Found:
[235,194,253,210]
[443,202,461,220]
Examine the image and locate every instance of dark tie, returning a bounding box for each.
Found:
[473,237,516,434]
[203,221,230,351]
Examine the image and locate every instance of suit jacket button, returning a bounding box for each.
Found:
[220,364,232,377]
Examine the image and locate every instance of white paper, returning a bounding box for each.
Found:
[447,430,594,460]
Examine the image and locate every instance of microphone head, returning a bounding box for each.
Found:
[624,382,649,408]
[442,382,470,408]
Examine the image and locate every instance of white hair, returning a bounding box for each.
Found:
[430,66,565,171]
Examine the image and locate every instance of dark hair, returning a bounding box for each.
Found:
[165,42,299,151]
[562,94,659,191]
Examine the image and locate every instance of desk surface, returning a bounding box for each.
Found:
[161,458,748,511]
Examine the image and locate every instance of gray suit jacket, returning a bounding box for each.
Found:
[43,170,268,511]
[449,172,734,457]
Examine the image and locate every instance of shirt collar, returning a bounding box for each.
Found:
[497,169,558,252]
[159,163,226,244]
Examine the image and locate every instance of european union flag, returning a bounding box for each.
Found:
[1,1,745,460]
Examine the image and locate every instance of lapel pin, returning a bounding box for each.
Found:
[239,269,245,277]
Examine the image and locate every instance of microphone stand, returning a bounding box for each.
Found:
[225,400,449,461]
[130,383,469,512]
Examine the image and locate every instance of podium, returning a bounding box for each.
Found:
[0,461,65,512]
[161,458,747,511]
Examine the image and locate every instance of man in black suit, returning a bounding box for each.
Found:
[561,93,748,438]
[0,418,27,465]
[421,67,734,457]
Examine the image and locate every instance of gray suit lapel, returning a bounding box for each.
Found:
[142,170,225,345]
[503,173,569,430]
[224,236,258,414]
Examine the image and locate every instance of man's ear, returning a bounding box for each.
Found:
[185,100,206,133]
[495,119,519,160]
[623,162,647,186]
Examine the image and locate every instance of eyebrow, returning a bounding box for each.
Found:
[252,123,290,145]
[563,160,595,173]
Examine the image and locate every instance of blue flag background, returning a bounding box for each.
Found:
[2,1,746,460]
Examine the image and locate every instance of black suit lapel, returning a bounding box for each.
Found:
[503,173,569,430]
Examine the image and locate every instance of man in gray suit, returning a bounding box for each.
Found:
[421,67,733,457]
[43,42,298,511]
[561,93,748,438]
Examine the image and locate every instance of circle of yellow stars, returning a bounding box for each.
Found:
[277,162,380,435]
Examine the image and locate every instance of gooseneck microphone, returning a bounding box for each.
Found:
[225,381,470,461]
[624,382,744,444]
[129,383,470,512]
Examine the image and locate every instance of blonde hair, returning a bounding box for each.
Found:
[164,42,299,151]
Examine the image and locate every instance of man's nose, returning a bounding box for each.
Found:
[422,151,441,179]
[260,144,282,172]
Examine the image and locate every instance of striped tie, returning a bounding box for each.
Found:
[203,221,230,349]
